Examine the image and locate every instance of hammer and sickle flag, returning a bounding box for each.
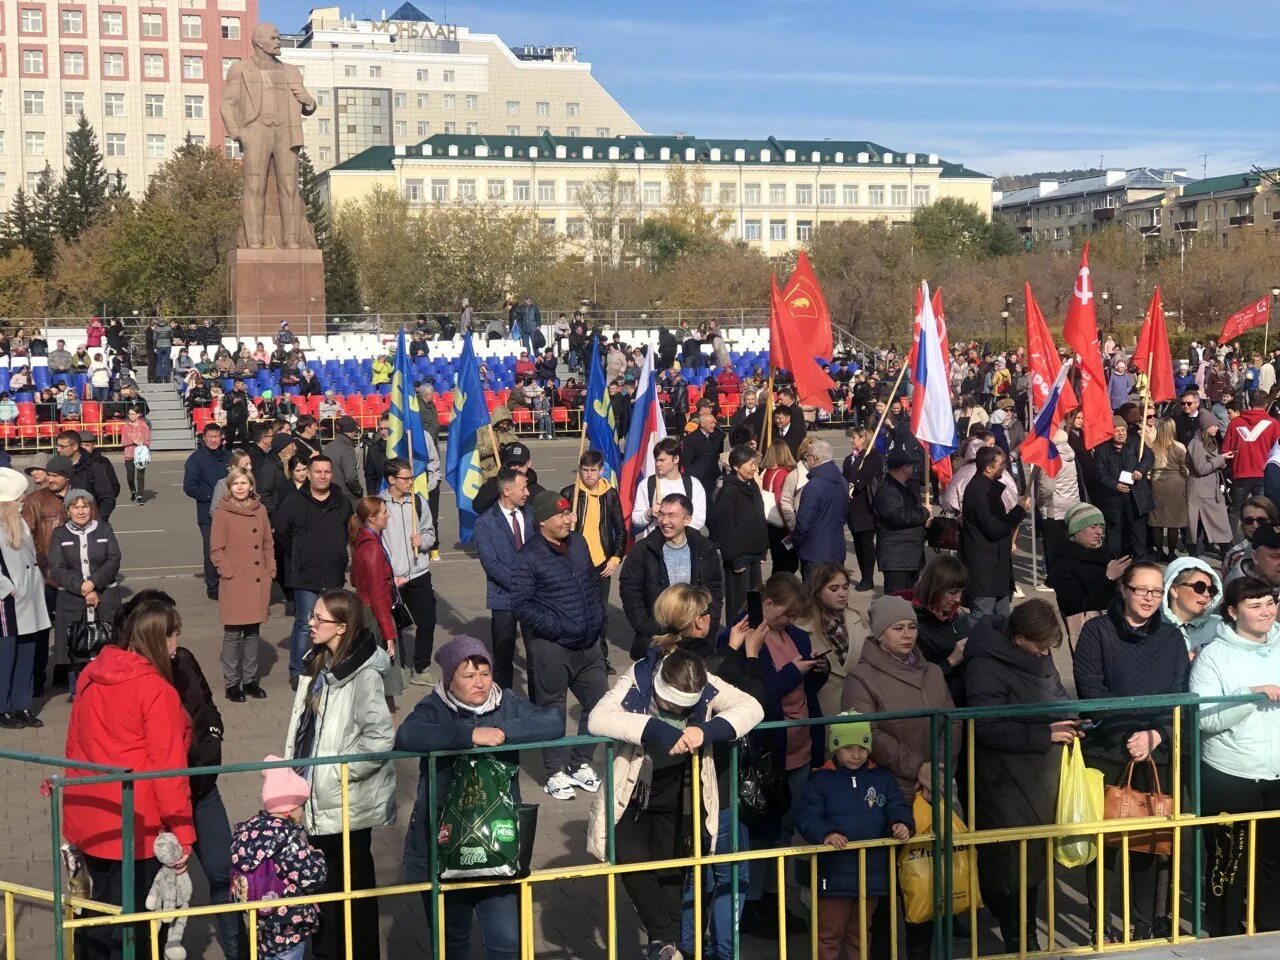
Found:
[779,251,834,362]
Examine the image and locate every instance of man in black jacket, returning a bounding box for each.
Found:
[272,456,354,688]
[245,422,283,515]
[874,448,930,593]
[221,378,252,449]
[682,407,724,496]
[960,446,1030,618]
[560,450,625,667]
[57,429,118,521]
[618,492,723,658]
[731,388,766,441]
[474,442,544,515]
[364,414,390,495]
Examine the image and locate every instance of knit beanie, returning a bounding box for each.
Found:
[261,756,309,815]
[1065,502,1105,537]
[827,710,873,756]
[435,634,492,689]
[868,595,917,639]
[1112,415,1126,430]
[530,489,571,524]
[1197,410,1218,429]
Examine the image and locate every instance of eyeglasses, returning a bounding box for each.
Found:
[1181,580,1219,597]
[1243,515,1268,527]
[308,614,340,624]
[1125,586,1162,600]
[1182,401,1197,407]
[393,474,413,482]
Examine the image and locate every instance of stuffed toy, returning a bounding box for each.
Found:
[145,831,192,960]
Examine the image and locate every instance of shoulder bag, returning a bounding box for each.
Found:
[1103,759,1173,857]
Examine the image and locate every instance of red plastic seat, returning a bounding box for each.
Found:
[437,407,452,427]
[192,407,212,432]
[551,407,569,426]
[511,408,534,431]
[81,402,102,424]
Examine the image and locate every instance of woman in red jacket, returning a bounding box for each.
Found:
[63,600,195,960]
[760,439,798,574]
[349,496,404,707]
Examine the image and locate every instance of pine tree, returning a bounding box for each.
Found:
[105,169,132,214]
[1,189,34,254]
[28,164,59,276]
[298,149,361,314]
[57,113,109,242]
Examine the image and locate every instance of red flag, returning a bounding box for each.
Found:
[907,288,948,375]
[1024,282,1077,416]
[1218,294,1271,344]
[932,289,950,360]
[1062,243,1114,449]
[770,274,834,411]
[1132,287,1175,404]
[779,251,834,361]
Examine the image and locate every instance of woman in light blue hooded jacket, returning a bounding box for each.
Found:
[1188,575,1280,937]
[1161,556,1224,654]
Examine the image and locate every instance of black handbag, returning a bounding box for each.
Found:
[736,736,790,827]
[67,607,113,664]
[390,584,415,631]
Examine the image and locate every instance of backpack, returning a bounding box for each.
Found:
[231,856,289,915]
[646,472,693,513]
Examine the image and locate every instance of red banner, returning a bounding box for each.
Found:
[1024,281,1076,415]
[778,251,834,362]
[1218,295,1271,344]
[1132,287,1175,403]
[1062,243,1114,449]
[770,274,834,411]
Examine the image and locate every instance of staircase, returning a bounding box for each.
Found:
[137,372,194,452]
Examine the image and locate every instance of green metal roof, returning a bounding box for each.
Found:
[326,133,989,178]
[1179,172,1261,197]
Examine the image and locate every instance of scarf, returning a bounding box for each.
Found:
[822,608,850,663]
[65,518,100,580]
[439,684,502,716]
[881,643,920,668]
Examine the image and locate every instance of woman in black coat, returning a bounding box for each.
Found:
[1073,561,1191,943]
[712,445,770,625]
[1093,418,1155,559]
[959,447,1028,617]
[842,428,880,591]
[873,451,929,593]
[966,602,1078,954]
[902,554,974,707]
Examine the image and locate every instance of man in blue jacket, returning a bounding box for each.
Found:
[793,439,851,580]
[473,467,533,693]
[512,488,606,801]
[182,422,230,599]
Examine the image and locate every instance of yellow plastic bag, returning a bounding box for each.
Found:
[1054,739,1105,868]
[898,793,980,924]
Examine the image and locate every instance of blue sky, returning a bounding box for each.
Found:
[262,0,1273,179]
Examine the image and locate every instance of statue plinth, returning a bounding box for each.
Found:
[228,248,326,337]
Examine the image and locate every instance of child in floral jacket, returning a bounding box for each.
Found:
[230,757,328,960]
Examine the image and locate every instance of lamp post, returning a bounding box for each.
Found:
[1003,294,1014,349]
[1100,289,1110,319]
[1269,286,1280,354]
[1112,302,1122,335]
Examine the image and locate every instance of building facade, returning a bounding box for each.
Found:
[993,168,1192,250]
[1123,170,1280,251]
[0,0,256,202]
[280,3,644,174]
[320,132,993,256]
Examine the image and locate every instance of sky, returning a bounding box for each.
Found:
[261,0,1275,180]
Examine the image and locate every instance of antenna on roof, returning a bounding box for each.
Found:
[1198,154,1209,179]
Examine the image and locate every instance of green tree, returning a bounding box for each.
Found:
[299,149,361,315]
[0,189,34,255]
[912,197,1009,259]
[28,165,60,277]
[57,113,109,242]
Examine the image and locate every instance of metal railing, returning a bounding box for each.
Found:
[12,691,1275,960]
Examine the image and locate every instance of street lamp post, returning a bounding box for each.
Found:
[1003,294,1014,349]
[1112,303,1122,335]
[1269,286,1280,354]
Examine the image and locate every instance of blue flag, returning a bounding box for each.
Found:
[584,336,622,484]
[444,334,492,543]
[387,327,430,498]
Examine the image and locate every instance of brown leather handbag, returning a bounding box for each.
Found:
[1103,760,1174,857]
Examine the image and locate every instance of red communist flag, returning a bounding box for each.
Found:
[771,273,834,411]
[779,251,834,362]
[1062,242,1114,449]
[1024,281,1076,416]
[1219,294,1271,344]
[1132,286,1175,403]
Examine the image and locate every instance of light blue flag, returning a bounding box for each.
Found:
[444,334,492,543]
[387,327,431,498]
[584,336,622,484]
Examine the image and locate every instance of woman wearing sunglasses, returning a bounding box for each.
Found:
[1222,496,1278,581]
[1161,558,1224,656]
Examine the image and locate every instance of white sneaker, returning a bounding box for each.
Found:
[566,763,601,793]
[544,771,576,800]
[1013,584,1026,599]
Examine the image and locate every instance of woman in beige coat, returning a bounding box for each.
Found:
[797,562,869,716]
[209,465,275,702]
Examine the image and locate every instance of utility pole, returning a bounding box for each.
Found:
[1198,154,1210,179]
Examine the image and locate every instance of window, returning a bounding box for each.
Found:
[64,51,84,75]
[619,182,636,203]
[431,179,449,201]
[1053,226,1064,240]
[797,221,813,241]
[819,184,836,205]
[318,147,330,163]
[104,92,125,117]
[743,220,762,241]
[891,185,908,206]
[25,132,45,156]
[442,70,455,82]
[719,184,736,204]
[0,174,6,193]
[507,125,519,136]
[142,13,163,37]
[224,138,241,159]
[536,125,550,136]
[912,185,930,207]
[62,9,83,33]
[220,17,240,40]
[796,184,813,205]
[769,220,787,241]
[64,91,84,115]
[465,122,478,135]
[21,8,43,32]
[144,94,164,117]
[143,53,163,78]
[514,180,531,202]
[506,100,519,116]
[417,93,429,108]
[868,185,885,206]
[181,14,201,38]
[417,121,430,136]
[101,11,123,35]
[565,181,583,202]
[26,171,42,192]
[188,136,204,147]
[488,180,505,200]
[842,184,858,205]
[538,181,555,202]
[393,92,406,108]
[0,133,5,156]
[316,91,328,107]
[643,182,661,204]
[566,218,584,238]
[22,50,44,74]
[416,69,428,82]
[458,179,476,200]
[184,95,204,119]
[701,184,712,204]
[465,95,477,110]
[182,56,203,79]
[404,180,423,203]
[369,65,381,78]
[106,133,125,157]
[443,122,455,134]
[566,102,580,117]
[443,94,455,110]
[596,127,610,138]
[567,126,580,137]
[744,183,761,205]
[317,119,330,134]
[536,101,550,117]
[343,65,356,79]
[146,134,166,158]
[23,91,44,116]
[394,120,406,135]
[769,183,785,204]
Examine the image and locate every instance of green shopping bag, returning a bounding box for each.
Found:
[1054,740,1105,868]
[438,756,522,879]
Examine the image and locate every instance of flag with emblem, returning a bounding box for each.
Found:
[770,274,835,411]
[442,333,492,544]
[1020,359,1074,478]
[909,281,957,482]
[1062,242,1114,449]
[584,335,621,484]
[779,251,834,361]
[1025,281,1076,416]
[387,326,430,497]
[1218,294,1271,345]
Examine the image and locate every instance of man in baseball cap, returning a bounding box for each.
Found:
[511,488,608,801]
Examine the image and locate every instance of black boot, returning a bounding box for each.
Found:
[225,685,245,703]
[242,682,267,700]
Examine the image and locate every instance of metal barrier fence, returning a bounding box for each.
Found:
[12,691,1273,960]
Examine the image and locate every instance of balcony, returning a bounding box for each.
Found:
[1093,207,1117,221]
[1230,214,1255,227]
[1174,220,1198,232]
[1140,225,1161,237]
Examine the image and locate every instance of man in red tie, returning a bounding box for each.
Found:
[472,467,533,691]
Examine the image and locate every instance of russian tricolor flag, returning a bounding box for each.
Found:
[909,282,958,481]
[1020,359,1073,478]
[618,349,667,534]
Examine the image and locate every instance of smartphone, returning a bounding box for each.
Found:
[746,589,764,629]
[1077,719,1099,732]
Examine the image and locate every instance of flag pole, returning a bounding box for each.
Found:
[400,329,419,529]
[570,414,588,520]
[1027,379,1039,590]
[1137,347,1155,460]
[860,363,910,467]
[761,372,776,450]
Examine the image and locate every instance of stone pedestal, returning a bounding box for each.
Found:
[228,248,326,338]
